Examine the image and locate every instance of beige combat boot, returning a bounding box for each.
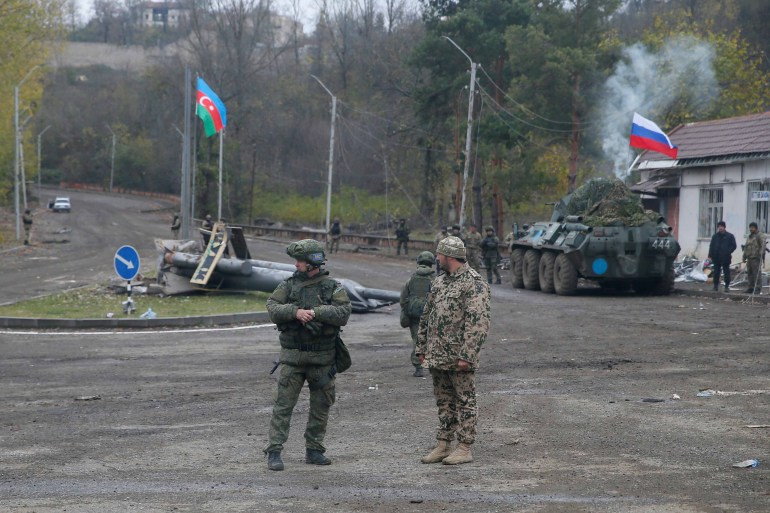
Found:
[420,440,452,464]
[442,442,473,465]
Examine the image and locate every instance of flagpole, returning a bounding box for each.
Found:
[627,153,642,175]
[181,67,192,239]
[218,129,224,221]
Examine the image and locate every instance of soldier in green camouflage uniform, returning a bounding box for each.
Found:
[742,222,766,294]
[416,236,491,465]
[481,226,502,284]
[400,251,435,377]
[264,239,352,471]
[464,224,482,273]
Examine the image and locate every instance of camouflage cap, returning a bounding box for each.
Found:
[436,236,466,259]
[416,251,435,266]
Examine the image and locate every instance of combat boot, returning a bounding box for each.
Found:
[442,443,473,465]
[420,440,452,464]
[305,448,331,465]
[495,278,501,284]
[413,366,425,377]
[267,451,284,471]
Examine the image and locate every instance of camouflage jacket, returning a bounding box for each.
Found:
[416,263,490,370]
[267,270,351,365]
[465,231,482,250]
[481,235,500,259]
[744,231,766,260]
[399,265,435,327]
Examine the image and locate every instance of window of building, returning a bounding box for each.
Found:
[699,187,723,237]
[747,180,770,233]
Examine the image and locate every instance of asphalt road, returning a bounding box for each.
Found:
[1,190,769,512]
[0,186,173,305]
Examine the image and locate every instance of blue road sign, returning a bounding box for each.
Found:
[114,245,140,281]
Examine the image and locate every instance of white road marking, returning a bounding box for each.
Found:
[1,323,275,336]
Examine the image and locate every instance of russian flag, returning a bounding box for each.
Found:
[629,112,678,159]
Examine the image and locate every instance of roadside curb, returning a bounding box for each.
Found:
[0,311,271,329]
[674,287,770,304]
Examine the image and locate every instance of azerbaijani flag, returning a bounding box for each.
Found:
[629,112,678,159]
[196,77,226,137]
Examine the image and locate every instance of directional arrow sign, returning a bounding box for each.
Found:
[114,245,140,281]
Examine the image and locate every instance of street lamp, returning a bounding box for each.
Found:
[442,36,477,228]
[14,65,40,240]
[37,125,52,197]
[106,124,116,192]
[310,75,337,241]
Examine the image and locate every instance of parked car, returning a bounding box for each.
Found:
[52,197,71,213]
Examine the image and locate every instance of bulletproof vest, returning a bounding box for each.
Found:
[278,274,341,347]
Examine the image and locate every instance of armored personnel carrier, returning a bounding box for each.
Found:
[510,178,680,295]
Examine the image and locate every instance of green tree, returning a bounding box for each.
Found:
[0,0,64,204]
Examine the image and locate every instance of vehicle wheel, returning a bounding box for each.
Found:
[538,251,556,293]
[553,253,578,295]
[511,249,525,289]
[522,250,541,290]
[651,266,675,295]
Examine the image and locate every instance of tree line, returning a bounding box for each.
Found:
[3,0,770,233]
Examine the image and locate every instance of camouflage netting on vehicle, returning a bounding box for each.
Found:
[566,178,661,227]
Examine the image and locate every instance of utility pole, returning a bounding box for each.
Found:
[14,65,39,240]
[443,36,477,228]
[37,125,51,199]
[311,75,337,240]
[106,124,116,192]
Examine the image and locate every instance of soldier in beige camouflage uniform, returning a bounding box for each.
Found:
[742,222,766,294]
[416,236,491,465]
[464,224,482,272]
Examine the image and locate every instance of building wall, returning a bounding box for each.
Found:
[677,160,770,266]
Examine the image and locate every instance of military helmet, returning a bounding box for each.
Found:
[205,214,212,220]
[25,208,31,214]
[485,225,494,232]
[286,239,326,266]
[436,236,466,259]
[417,251,435,266]
[441,226,448,233]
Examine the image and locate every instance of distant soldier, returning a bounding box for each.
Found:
[503,223,517,249]
[22,209,33,245]
[400,251,435,377]
[170,212,181,238]
[417,236,490,465]
[464,224,482,272]
[481,226,502,284]
[742,222,766,294]
[202,214,214,231]
[450,224,462,241]
[264,239,352,471]
[329,218,342,253]
[395,219,410,256]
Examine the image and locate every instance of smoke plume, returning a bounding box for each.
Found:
[599,35,718,177]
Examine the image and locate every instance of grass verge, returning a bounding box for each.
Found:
[0,285,269,319]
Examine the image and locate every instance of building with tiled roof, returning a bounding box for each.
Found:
[632,111,770,262]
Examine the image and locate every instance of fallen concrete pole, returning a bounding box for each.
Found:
[163,252,400,313]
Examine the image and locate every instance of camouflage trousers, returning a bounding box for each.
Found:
[329,236,340,253]
[265,363,336,454]
[397,240,409,255]
[409,324,421,367]
[484,256,501,283]
[429,369,477,444]
[746,257,762,292]
[467,248,481,272]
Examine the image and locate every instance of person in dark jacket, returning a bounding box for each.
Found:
[708,221,737,292]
